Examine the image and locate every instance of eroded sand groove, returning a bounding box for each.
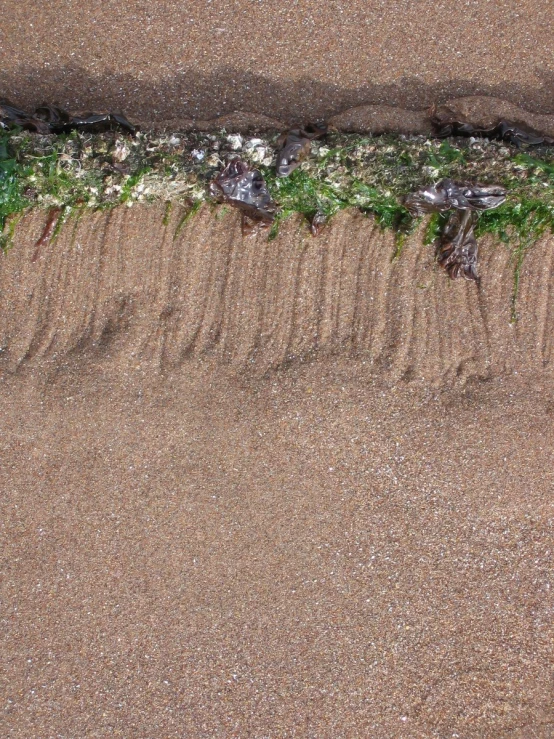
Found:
[1,203,553,383]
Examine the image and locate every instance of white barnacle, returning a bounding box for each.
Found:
[227,134,243,151]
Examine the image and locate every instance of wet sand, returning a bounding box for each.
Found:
[1,206,553,737]
[1,1,553,123]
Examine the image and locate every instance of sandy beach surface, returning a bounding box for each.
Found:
[1,205,553,737]
[1,358,552,739]
[1,0,553,123]
[1,2,554,736]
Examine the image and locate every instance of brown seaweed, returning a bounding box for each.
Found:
[31,207,62,262]
[210,158,277,234]
[0,100,136,135]
[309,211,327,237]
[405,179,506,281]
[276,123,327,177]
[436,210,479,282]
[431,112,553,147]
[404,179,506,217]
[0,101,51,134]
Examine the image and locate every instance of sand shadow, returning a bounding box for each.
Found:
[2,65,554,125]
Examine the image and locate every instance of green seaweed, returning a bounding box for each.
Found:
[423,212,442,246]
[0,132,32,236]
[51,206,68,243]
[513,153,554,178]
[264,168,346,219]
[267,208,295,241]
[162,200,173,226]
[475,199,554,244]
[119,167,151,204]
[0,210,25,253]
[173,200,202,241]
[262,167,412,239]
[391,215,419,262]
[214,204,230,220]
[475,200,554,320]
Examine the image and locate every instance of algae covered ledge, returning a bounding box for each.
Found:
[1,126,553,313]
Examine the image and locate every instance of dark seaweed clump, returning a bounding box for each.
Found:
[275,123,327,177]
[210,158,277,235]
[431,108,553,148]
[405,179,507,281]
[0,100,136,136]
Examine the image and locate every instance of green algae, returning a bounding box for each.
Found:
[0,132,31,245]
[162,200,173,226]
[173,199,203,241]
[475,199,554,320]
